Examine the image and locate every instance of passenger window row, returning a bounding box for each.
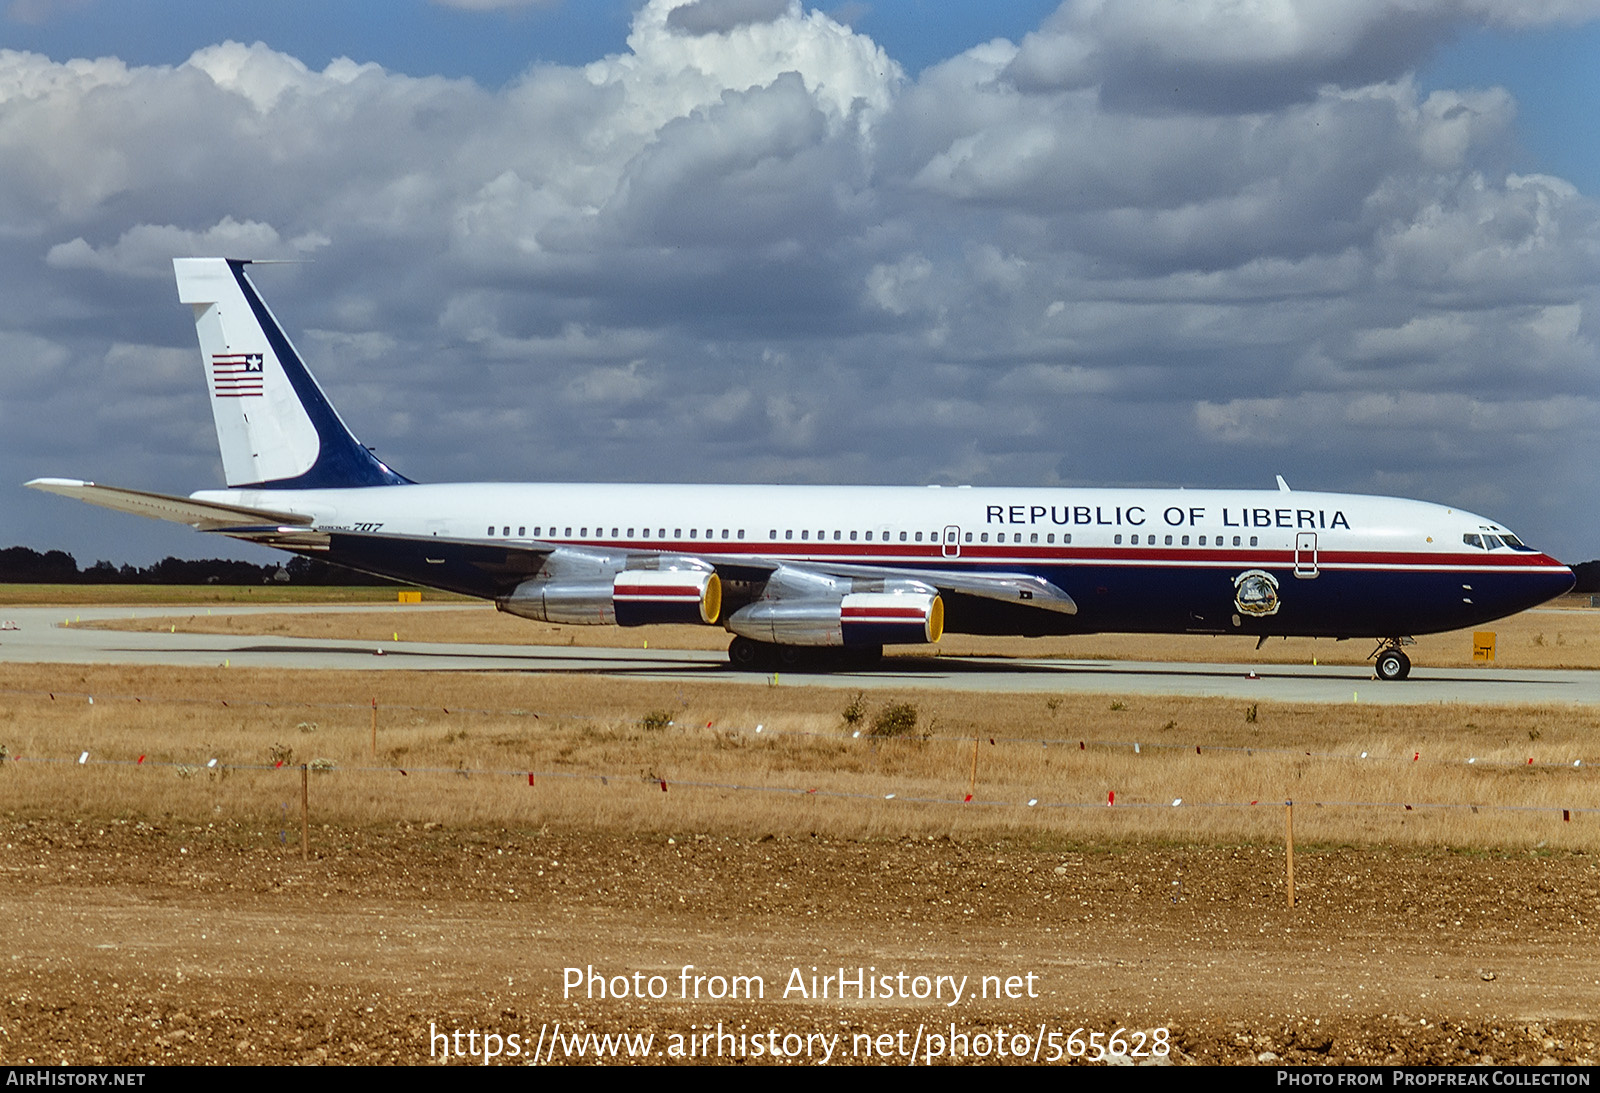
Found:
[477,526,1261,548]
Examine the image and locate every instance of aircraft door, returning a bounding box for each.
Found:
[1294,532,1318,578]
[942,525,961,558]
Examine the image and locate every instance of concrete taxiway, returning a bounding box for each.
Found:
[0,604,1595,706]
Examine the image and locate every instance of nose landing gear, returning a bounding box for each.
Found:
[1370,638,1415,681]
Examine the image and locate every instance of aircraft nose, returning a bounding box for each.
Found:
[1534,556,1577,601]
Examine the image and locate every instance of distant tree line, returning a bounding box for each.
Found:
[0,546,398,586]
[1572,561,1600,594]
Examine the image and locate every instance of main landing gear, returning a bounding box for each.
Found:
[1370,637,1416,681]
[727,636,883,671]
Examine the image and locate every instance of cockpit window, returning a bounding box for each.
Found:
[1463,534,1483,549]
[1481,535,1505,550]
[1501,532,1526,548]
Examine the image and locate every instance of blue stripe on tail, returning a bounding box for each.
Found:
[226,261,413,489]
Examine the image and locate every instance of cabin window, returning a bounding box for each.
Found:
[801,530,809,540]
[658,529,666,538]
[1249,536,1258,546]
[1030,533,1038,544]
[1047,534,1055,544]
[980,533,989,543]
[915,531,924,542]
[865,531,873,541]
[611,528,618,537]
[833,530,841,541]
[1232,535,1240,546]
[964,532,973,543]
[722,529,730,540]
[673,529,681,538]
[1164,535,1172,546]
[849,531,858,541]
[1114,534,1123,545]
[785,530,793,540]
[1198,535,1207,545]
[626,528,634,538]
[737,530,745,540]
[564,527,572,537]
[1181,535,1189,546]
[689,528,697,539]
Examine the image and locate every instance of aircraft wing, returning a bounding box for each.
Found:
[708,556,1077,615]
[230,528,1081,619]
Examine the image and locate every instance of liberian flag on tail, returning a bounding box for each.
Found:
[211,352,265,398]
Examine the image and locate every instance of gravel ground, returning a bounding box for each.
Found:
[3,819,1598,1065]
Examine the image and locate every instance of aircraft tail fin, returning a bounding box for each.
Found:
[173,258,411,490]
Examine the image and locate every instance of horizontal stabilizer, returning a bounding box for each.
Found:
[24,478,313,530]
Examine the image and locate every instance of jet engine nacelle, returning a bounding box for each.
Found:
[497,550,720,626]
[726,590,943,647]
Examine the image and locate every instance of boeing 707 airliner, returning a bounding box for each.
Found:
[28,259,1575,678]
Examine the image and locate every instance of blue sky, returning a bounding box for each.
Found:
[1419,20,1600,197]
[3,0,1599,564]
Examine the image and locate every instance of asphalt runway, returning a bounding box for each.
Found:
[1,604,1596,705]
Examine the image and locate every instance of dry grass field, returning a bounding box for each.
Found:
[3,662,1596,849]
[7,599,1600,1066]
[0,583,464,606]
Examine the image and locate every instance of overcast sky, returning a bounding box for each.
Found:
[4,0,1599,566]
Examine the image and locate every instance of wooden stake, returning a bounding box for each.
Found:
[1284,799,1295,908]
[967,737,979,799]
[301,763,310,862]
[370,696,378,758]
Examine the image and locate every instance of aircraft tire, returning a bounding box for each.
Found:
[841,645,883,668]
[727,636,773,669]
[1375,649,1411,681]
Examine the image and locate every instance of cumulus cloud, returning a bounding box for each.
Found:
[1006,0,1600,110]
[1,0,1599,564]
[46,218,328,276]
[667,0,794,35]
